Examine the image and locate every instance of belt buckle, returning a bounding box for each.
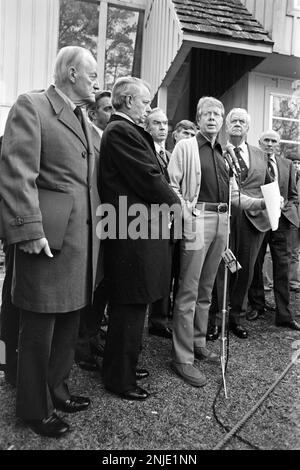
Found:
[217,203,227,213]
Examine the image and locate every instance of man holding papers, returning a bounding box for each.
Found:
[248,130,300,331]
[225,109,271,339]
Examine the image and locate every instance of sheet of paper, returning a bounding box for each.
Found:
[261,181,281,231]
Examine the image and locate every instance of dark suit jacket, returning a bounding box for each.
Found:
[99,114,180,304]
[234,144,271,232]
[0,86,101,313]
[276,156,299,228]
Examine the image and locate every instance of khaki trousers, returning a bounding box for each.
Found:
[172,212,227,364]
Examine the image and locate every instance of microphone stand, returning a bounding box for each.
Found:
[220,156,238,399]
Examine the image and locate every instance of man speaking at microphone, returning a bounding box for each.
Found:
[167,98,266,387]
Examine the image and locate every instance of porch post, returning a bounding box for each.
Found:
[97,0,108,90]
[157,86,168,113]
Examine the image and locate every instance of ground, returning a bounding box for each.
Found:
[0,267,299,450]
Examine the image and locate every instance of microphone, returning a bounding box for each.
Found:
[225,144,240,179]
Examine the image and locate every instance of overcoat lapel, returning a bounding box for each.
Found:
[82,117,95,183]
[45,85,87,148]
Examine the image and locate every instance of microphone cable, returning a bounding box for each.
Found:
[212,347,300,450]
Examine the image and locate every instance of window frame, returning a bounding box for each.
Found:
[265,87,300,158]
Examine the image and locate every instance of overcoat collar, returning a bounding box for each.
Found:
[45,85,87,148]
[109,114,156,155]
[45,85,95,182]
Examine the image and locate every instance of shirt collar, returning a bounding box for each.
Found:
[197,131,222,152]
[226,141,247,153]
[154,142,166,154]
[114,111,135,124]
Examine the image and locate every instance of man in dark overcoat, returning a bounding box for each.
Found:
[0,46,101,437]
[99,77,180,400]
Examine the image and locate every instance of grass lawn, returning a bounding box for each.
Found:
[0,290,299,451]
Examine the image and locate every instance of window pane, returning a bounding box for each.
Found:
[105,6,139,89]
[273,118,300,142]
[272,94,300,120]
[280,142,300,160]
[58,0,99,58]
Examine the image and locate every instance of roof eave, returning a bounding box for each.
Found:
[183,32,274,57]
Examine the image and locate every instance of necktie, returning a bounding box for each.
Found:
[74,106,87,140]
[74,106,83,125]
[234,147,248,182]
[267,157,276,181]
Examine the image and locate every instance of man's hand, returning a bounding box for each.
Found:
[280,196,285,209]
[18,237,53,258]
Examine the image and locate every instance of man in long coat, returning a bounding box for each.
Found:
[99,77,180,400]
[0,46,101,437]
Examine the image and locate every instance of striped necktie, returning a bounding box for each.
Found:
[234,147,248,182]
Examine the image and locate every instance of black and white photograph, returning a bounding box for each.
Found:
[0,0,299,454]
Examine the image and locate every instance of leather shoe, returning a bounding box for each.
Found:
[194,347,219,364]
[55,395,90,413]
[26,412,69,438]
[206,325,220,341]
[230,324,248,339]
[246,308,265,322]
[275,319,300,331]
[120,386,149,401]
[149,326,172,339]
[76,359,99,371]
[136,369,149,380]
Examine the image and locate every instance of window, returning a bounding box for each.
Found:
[58,0,99,58]
[104,5,140,89]
[270,92,300,159]
[287,0,300,16]
[58,0,143,90]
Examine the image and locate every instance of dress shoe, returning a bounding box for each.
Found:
[246,308,265,322]
[26,412,69,438]
[55,395,90,413]
[171,362,206,387]
[194,346,219,364]
[206,325,220,341]
[136,368,149,380]
[120,386,149,401]
[76,359,99,371]
[149,326,172,339]
[275,319,300,331]
[230,324,248,339]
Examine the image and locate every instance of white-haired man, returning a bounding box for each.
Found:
[168,98,266,387]
[226,108,271,338]
[0,46,100,437]
[248,130,300,330]
[99,77,180,400]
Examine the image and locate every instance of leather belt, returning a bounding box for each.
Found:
[198,202,228,213]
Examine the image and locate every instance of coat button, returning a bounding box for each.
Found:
[82,151,87,159]
[15,216,24,225]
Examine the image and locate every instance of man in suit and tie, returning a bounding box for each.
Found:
[99,77,180,401]
[247,130,300,330]
[144,108,173,339]
[226,108,271,339]
[0,46,101,437]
